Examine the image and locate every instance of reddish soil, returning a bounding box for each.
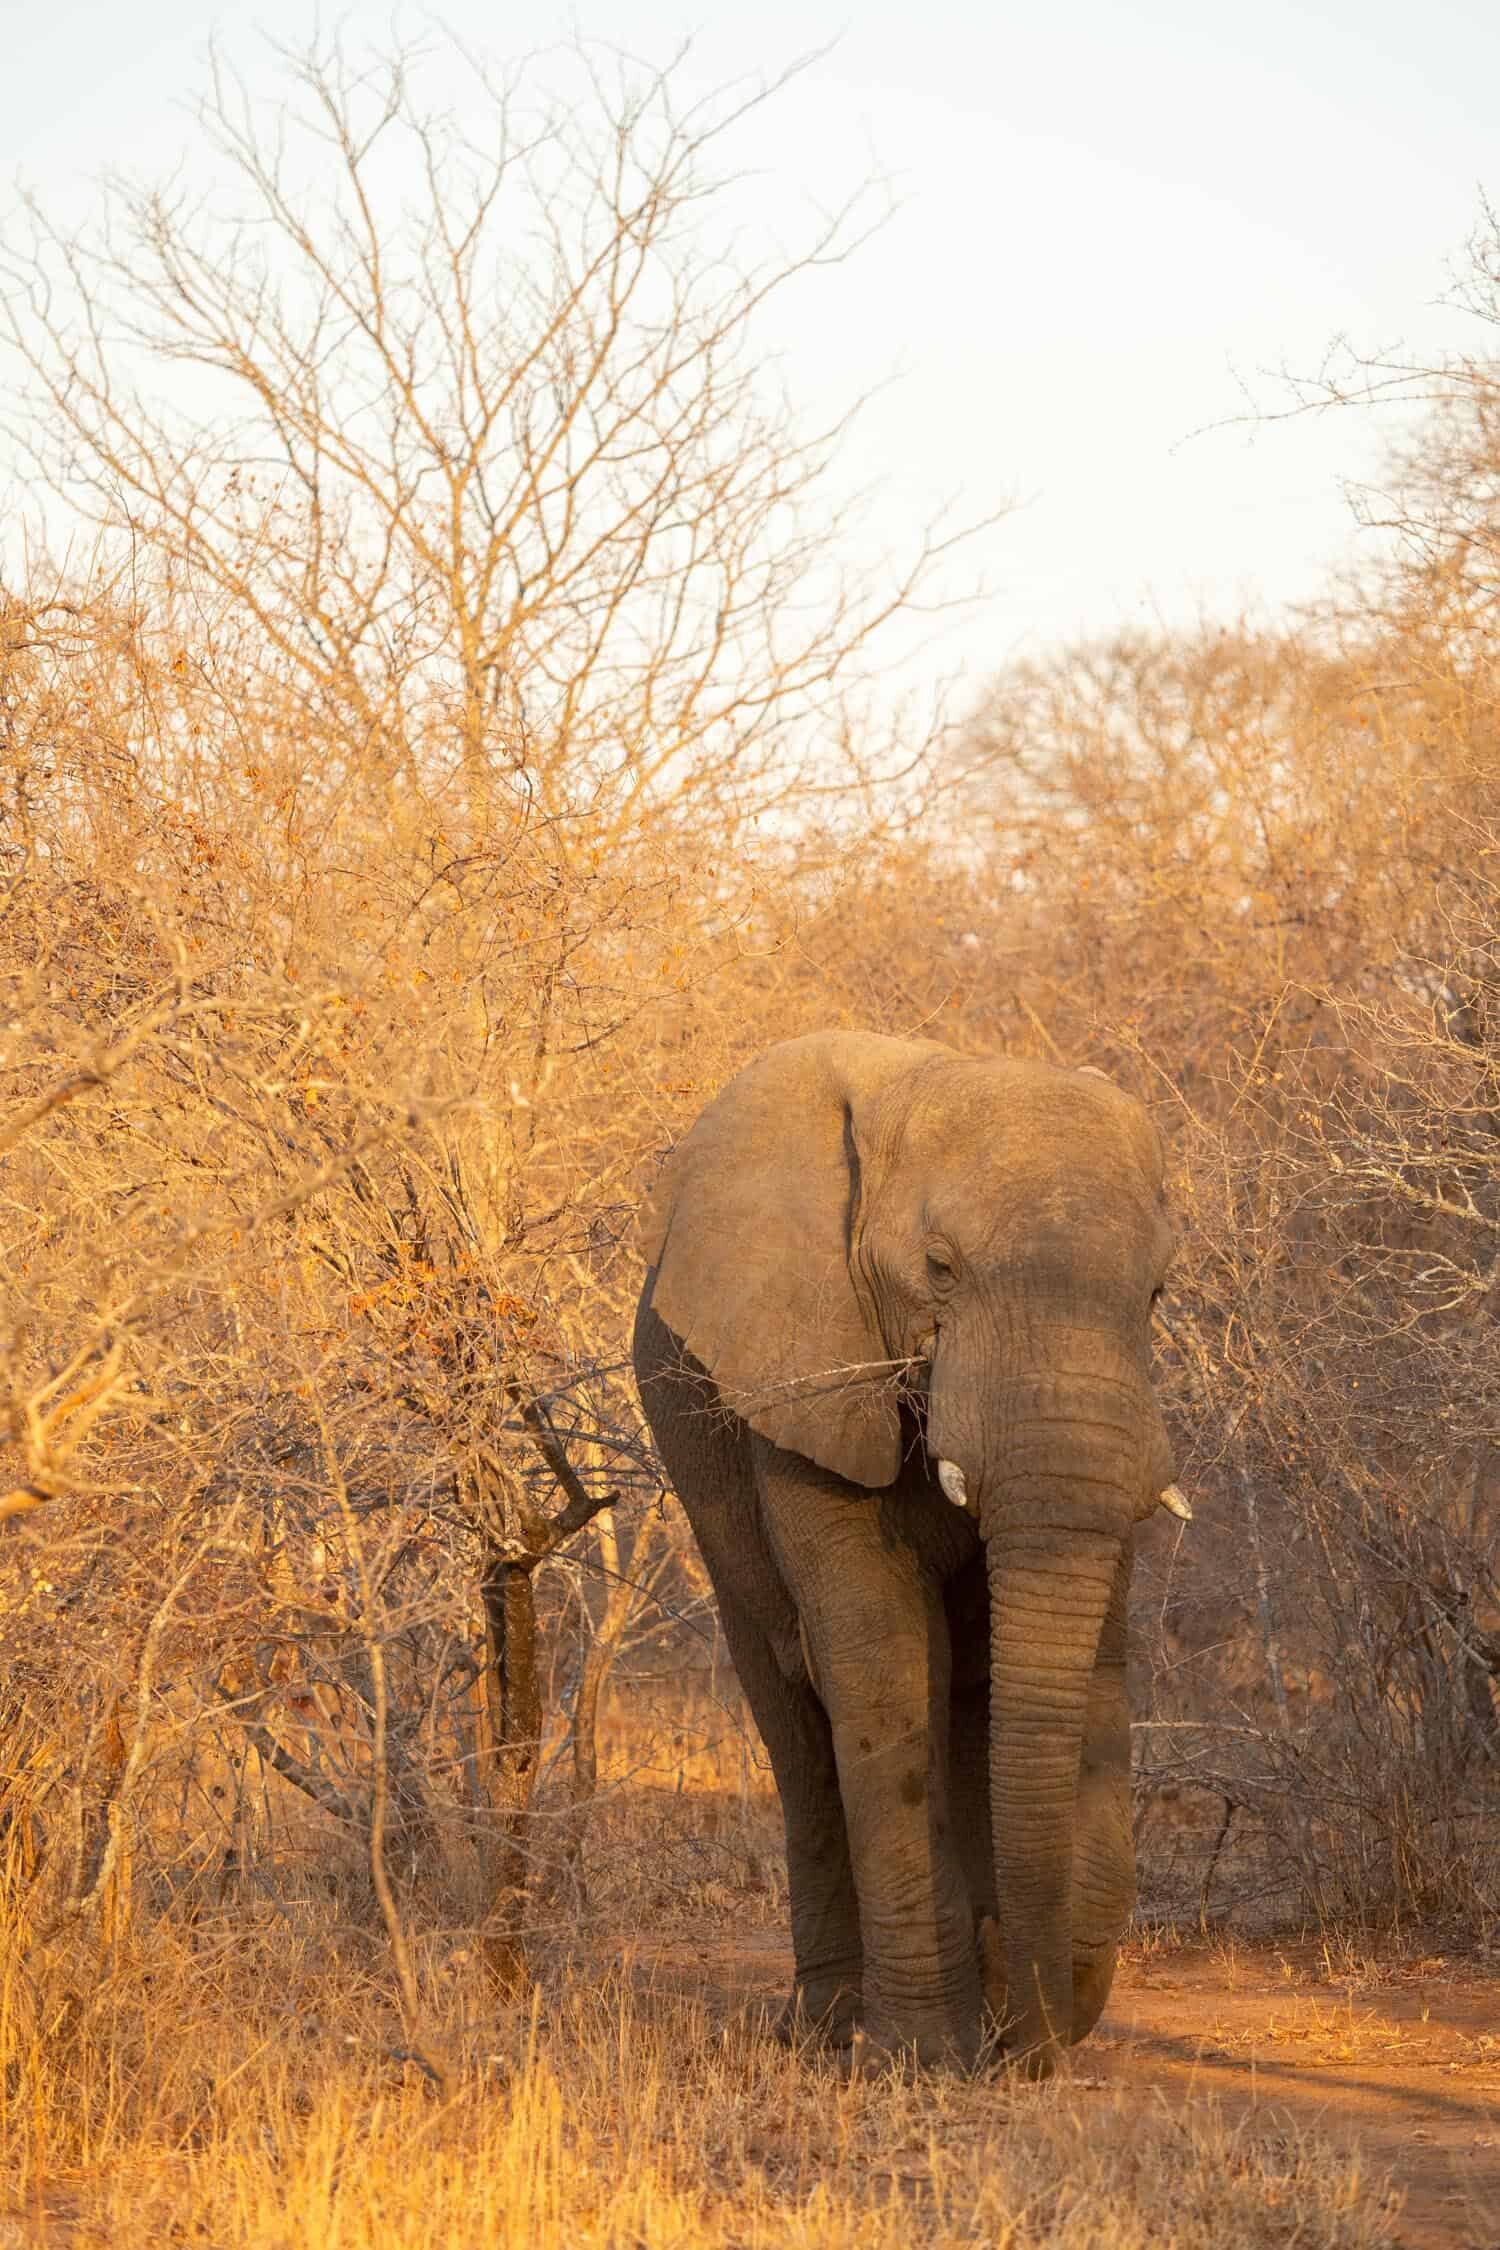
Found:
[1102,1943,1499,2249]
[632,1929,1500,2248]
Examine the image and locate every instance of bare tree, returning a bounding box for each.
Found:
[1,32,970,2011]
[1,32,959,846]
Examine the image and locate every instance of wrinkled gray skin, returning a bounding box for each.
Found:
[632,1031,1177,2078]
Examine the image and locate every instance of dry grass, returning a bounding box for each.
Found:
[2,1985,1395,2250]
[2,1703,1397,2250]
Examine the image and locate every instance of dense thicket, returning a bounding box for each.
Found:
[3,44,1498,2081]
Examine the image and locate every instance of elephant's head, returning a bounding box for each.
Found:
[643,1030,1177,2074]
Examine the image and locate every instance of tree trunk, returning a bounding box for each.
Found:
[460,1429,619,1983]
[477,1539,542,1991]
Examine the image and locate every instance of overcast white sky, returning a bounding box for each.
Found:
[3,0,1495,702]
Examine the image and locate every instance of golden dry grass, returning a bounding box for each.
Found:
[4,1928,1396,2250]
[2,1698,1399,2250]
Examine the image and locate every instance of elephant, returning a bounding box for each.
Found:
[632,1029,1189,2077]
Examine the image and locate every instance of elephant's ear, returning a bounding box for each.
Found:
[642,1030,938,1488]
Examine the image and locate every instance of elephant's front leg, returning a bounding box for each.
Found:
[754,1441,982,2070]
[685,1540,863,2046]
[718,1585,865,2047]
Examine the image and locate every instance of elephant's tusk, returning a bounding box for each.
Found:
[936,1459,969,1508]
[1158,1482,1193,1521]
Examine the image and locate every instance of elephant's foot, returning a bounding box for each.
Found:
[845,1981,984,2076]
[842,2026,914,2081]
[772,1978,862,2053]
[841,2016,982,2078]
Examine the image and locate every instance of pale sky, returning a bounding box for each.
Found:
[4,0,1495,704]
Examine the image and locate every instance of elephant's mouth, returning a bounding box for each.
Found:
[931,1452,1191,1524]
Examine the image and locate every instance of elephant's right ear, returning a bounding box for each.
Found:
[641,1031,936,1489]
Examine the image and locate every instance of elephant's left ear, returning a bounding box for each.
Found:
[641,1030,937,1487]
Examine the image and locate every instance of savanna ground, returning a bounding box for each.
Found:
[3,1680,1495,2250]
[4,29,1500,2250]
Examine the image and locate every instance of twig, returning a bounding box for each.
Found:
[211,1680,359,1828]
[316,1407,454,2098]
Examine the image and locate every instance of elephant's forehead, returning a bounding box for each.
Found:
[897,1059,1155,1180]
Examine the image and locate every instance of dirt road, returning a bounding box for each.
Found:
[1100,1943,1499,2248]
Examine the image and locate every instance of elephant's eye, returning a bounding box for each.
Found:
[926,1248,958,1289]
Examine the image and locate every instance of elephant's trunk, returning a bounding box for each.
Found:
[979,1400,1136,2077]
